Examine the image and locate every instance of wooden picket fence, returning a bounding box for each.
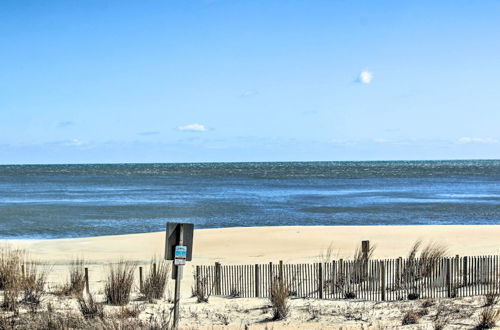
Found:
[196,255,500,301]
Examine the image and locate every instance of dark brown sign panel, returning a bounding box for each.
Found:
[165,222,194,261]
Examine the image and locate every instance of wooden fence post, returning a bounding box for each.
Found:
[463,256,468,286]
[279,260,283,285]
[139,266,143,292]
[396,257,401,288]
[84,267,89,293]
[215,262,221,295]
[446,258,451,298]
[269,262,273,295]
[380,261,386,301]
[196,265,200,296]
[255,264,260,297]
[21,264,25,278]
[318,263,323,299]
[331,260,336,294]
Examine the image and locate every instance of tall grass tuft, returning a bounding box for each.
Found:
[0,247,24,313]
[403,240,448,288]
[140,260,170,302]
[105,261,136,305]
[269,277,290,320]
[485,292,500,307]
[475,307,500,329]
[192,273,211,303]
[21,261,48,313]
[59,258,86,297]
[78,293,105,319]
[353,242,376,283]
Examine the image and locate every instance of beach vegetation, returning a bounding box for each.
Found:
[475,306,500,329]
[20,262,48,314]
[57,258,85,297]
[484,292,499,307]
[77,292,104,319]
[140,259,170,302]
[104,261,136,305]
[269,277,290,320]
[192,273,211,303]
[401,310,421,325]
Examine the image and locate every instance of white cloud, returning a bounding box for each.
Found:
[63,139,87,146]
[359,70,373,84]
[457,137,498,144]
[177,123,207,132]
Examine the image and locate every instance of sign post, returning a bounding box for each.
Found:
[165,222,194,329]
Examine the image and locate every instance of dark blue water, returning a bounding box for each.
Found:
[0,160,499,239]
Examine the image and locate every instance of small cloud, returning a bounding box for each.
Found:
[57,121,74,128]
[373,138,388,143]
[457,137,498,144]
[177,123,207,132]
[239,90,258,98]
[357,70,373,84]
[139,131,160,136]
[63,139,87,147]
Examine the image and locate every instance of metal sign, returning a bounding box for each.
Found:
[165,222,194,329]
[174,245,187,265]
[165,222,194,261]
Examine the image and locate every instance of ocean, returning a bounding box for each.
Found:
[0,160,499,239]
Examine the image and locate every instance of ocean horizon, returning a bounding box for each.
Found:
[1,160,499,240]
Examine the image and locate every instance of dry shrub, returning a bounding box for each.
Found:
[352,243,376,283]
[192,273,211,303]
[146,307,173,330]
[422,299,435,308]
[485,292,499,307]
[344,291,356,299]
[20,262,48,313]
[269,278,290,320]
[0,247,23,290]
[432,303,453,330]
[401,310,421,325]
[403,240,448,292]
[78,293,105,319]
[317,242,339,263]
[117,304,142,319]
[475,307,500,329]
[105,261,136,305]
[58,258,85,297]
[0,248,25,314]
[140,260,170,302]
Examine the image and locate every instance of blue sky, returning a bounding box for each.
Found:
[1,0,500,164]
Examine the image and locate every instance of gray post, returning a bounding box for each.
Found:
[139,267,143,292]
[279,260,283,285]
[255,264,260,297]
[446,258,452,298]
[362,240,370,280]
[84,267,89,293]
[380,261,386,301]
[318,263,323,299]
[215,262,221,295]
[362,240,370,261]
[173,224,184,329]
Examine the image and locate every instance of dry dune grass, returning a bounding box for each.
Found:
[140,259,170,302]
[56,258,86,297]
[104,261,136,306]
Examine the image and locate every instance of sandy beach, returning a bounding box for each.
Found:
[9,225,500,264]
[2,225,500,329]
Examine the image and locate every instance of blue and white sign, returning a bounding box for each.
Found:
[174,245,187,265]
